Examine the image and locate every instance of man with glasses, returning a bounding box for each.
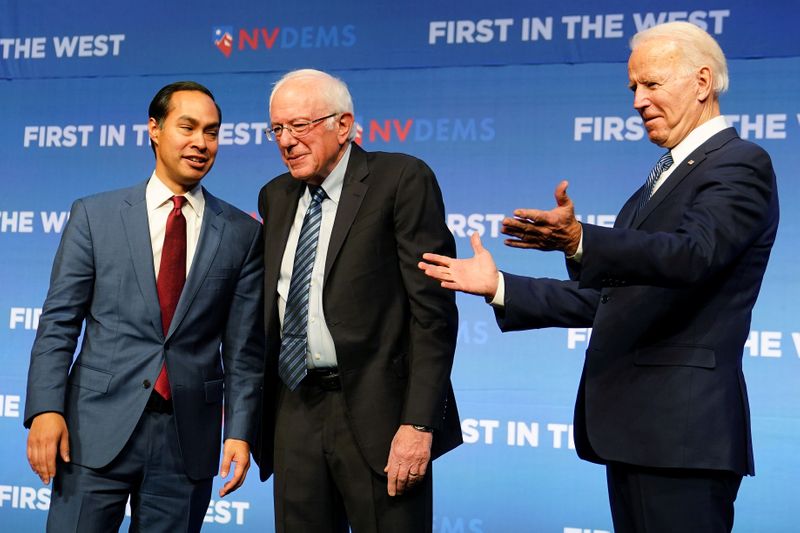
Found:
[254,69,461,532]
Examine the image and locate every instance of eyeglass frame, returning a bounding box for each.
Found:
[265,113,339,141]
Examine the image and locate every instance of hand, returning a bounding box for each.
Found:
[218,438,251,497]
[501,180,582,256]
[383,424,432,497]
[419,232,499,298]
[27,412,70,484]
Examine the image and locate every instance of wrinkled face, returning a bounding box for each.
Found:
[149,90,219,193]
[628,40,705,148]
[269,80,353,186]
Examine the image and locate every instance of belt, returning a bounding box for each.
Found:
[302,368,341,391]
[144,390,173,414]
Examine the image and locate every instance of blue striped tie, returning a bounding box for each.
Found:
[637,151,673,214]
[279,185,327,390]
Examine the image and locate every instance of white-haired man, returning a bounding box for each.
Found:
[255,69,461,532]
[420,22,778,532]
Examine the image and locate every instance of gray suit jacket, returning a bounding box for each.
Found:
[25,180,265,480]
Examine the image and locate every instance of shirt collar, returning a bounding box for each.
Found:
[669,115,729,165]
[314,143,351,204]
[146,172,205,219]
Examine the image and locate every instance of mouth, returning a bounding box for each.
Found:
[183,155,208,169]
[286,153,308,164]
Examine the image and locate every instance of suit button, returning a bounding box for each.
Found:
[143,380,151,389]
[600,295,610,304]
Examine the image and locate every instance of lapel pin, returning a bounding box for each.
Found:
[687,159,695,165]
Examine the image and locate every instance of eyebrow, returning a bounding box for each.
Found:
[177,115,220,129]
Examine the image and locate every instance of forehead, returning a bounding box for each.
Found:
[628,40,681,78]
[270,80,326,120]
[166,90,219,122]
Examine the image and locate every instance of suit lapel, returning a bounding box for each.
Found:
[120,181,163,336]
[167,188,224,340]
[324,144,369,281]
[632,128,738,228]
[264,177,304,329]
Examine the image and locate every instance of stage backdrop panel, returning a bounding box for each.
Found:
[2,1,798,531]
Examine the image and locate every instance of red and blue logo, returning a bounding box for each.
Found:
[213,26,233,57]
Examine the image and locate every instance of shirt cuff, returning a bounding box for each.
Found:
[566,225,584,263]
[488,271,505,308]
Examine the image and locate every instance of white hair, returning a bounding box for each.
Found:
[630,21,728,95]
[270,68,356,140]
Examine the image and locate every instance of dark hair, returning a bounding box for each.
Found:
[148,81,222,155]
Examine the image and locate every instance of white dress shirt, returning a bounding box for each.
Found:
[145,173,205,279]
[277,144,351,369]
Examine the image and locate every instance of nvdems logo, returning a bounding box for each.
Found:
[213,27,234,57]
[211,24,355,57]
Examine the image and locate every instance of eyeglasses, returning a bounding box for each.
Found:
[265,113,338,141]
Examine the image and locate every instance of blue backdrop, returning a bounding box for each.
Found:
[2,1,798,531]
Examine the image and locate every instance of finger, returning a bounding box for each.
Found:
[420,252,451,266]
[220,459,248,497]
[504,239,540,249]
[510,210,542,224]
[554,180,570,206]
[45,441,58,484]
[219,450,233,478]
[386,466,398,497]
[469,231,484,254]
[59,431,71,463]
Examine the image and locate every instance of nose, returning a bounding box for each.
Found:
[191,130,208,151]
[278,130,298,149]
[632,87,648,111]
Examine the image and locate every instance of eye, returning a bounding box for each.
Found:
[290,121,311,133]
[205,130,219,140]
[271,125,284,135]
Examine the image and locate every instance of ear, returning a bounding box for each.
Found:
[148,117,160,150]
[696,66,713,102]
[336,113,355,144]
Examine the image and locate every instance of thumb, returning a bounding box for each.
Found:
[554,180,571,207]
[59,431,70,463]
[469,231,485,255]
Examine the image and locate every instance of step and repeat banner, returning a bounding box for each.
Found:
[2,1,798,531]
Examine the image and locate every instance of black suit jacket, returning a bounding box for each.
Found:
[497,128,778,475]
[255,144,461,479]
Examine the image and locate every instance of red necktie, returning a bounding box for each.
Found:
[155,195,187,400]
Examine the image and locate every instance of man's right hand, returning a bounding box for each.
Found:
[419,232,499,298]
[27,412,70,484]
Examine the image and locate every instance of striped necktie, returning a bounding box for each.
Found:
[637,151,674,214]
[279,185,327,390]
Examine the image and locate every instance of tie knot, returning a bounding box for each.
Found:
[171,195,187,210]
[657,151,674,173]
[308,185,327,205]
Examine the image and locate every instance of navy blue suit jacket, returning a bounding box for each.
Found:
[24,180,265,480]
[496,128,778,475]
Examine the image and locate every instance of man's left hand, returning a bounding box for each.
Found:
[219,438,251,497]
[384,424,432,497]
[501,180,582,256]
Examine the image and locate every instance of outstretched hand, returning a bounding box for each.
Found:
[418,232,499,298]
[501,180,582,256]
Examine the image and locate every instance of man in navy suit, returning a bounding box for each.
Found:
[420,22,778,532]
[24,81,265,532]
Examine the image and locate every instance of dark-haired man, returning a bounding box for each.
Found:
[24,81,265,532]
